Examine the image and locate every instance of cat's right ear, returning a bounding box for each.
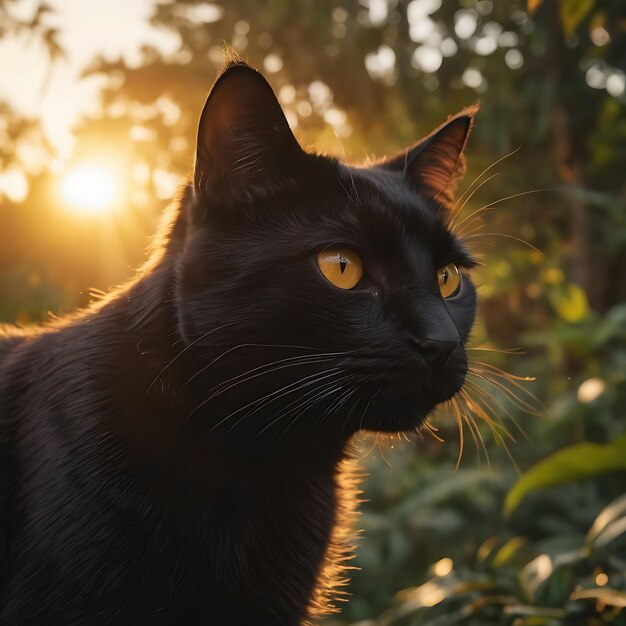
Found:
[193,56,304,211]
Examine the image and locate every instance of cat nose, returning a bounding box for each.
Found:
[417,338,459,369]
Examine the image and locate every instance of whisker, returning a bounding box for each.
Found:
[468,370,540,416]
[499,435,521,474]
[194,370,348,448]
[460,406,483,465]
[422,420,444,444]
[184,353,348,422]
[355,432,380,463]
[463,406,492,468]
[358,388,382,433]
[454,210,493,239]
[282,378,353,427]
[253,374,354,443]
[451,386,519,470]
[463,232,543,255]
[454,218,487,240]
[460,388,516,444]
[339,395,357,444]
[450,146,521,218]
[468,365,541,414]
[464,381,524,442]
[464,378,530,444]
[449,396,465,468]
[448,172,500,230]
[466,399,521,474]
[184,343,330,388]
[458,386,522,473]
[192,367,346,444]
[467,346,526,355]
[222,381,332,447]
[376,436,392,468]
[470,360,537,383]
[278,381,356,442]
[453,188,556,234]
[319,384,358,427]
[145,321,237,393]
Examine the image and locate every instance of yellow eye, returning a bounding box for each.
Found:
[317,248,363,290]
[437,263,461,298]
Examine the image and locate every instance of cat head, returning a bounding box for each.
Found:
[174,57,478,443]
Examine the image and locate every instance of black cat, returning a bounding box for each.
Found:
[0,56,477,625]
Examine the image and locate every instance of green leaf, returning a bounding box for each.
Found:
[491,536,527,568]
[548,283,590,323]
[570,587,626,608]
[560,0,594,38]
[586,494,626,550]
[504,433,626,517]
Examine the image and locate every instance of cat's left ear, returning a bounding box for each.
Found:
[382,105,479,209]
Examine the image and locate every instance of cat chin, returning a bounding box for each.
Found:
[361,416,429,434]
[356,376,466,433]
[358,405,433,433]
[354,396,436,433]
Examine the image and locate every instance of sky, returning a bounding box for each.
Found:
[0,0,180,156]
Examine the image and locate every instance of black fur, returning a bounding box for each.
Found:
[0,59,477,625]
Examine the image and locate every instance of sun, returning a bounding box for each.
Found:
[60,164,118,215]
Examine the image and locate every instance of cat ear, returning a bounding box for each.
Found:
[382,105,479,209]
[194,53,303,203]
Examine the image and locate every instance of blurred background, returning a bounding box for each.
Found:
[1,0,625,623]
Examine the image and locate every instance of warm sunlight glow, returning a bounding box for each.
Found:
[60,165,117,215]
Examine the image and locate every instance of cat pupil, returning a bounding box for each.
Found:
[442,269,449,283]
[339,256,347,273]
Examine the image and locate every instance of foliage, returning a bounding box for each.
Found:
[377,502,623,624]
[343,491,626,625]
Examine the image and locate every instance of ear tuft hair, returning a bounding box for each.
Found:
[221,44,246,72]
